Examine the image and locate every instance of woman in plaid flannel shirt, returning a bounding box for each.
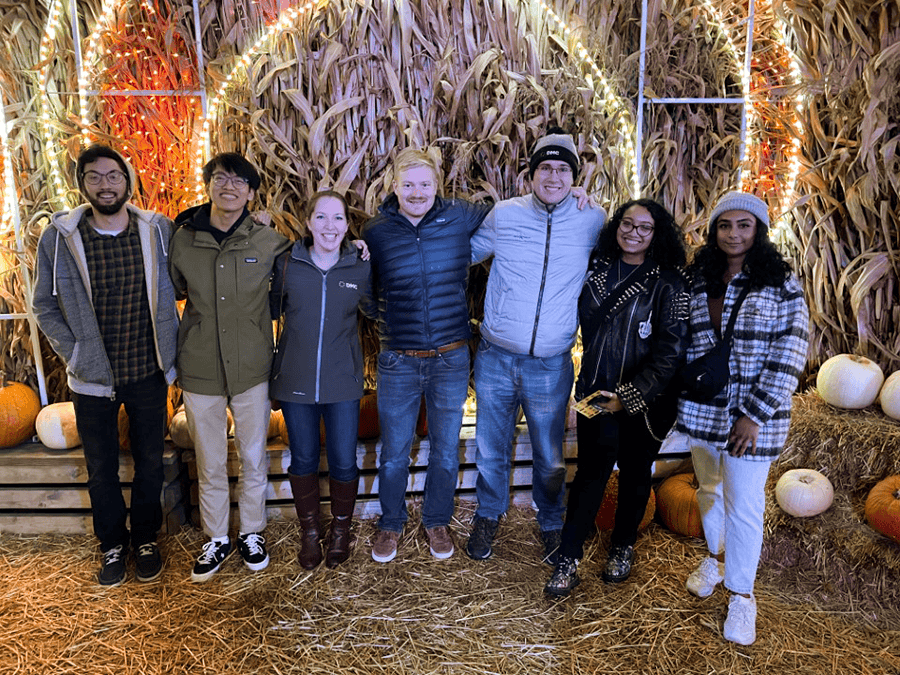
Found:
[675,192,809,646]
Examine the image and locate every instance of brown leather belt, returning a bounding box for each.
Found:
[394,339,467,358]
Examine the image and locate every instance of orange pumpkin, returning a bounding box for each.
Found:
[358,391,380,440]
[0,380,42,447]
[416,395,428,437]
[865,475,900,544]
[594,470,656,532]
[268,409,284,440]
[656,472,704,538]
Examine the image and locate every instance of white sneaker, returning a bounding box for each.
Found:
[686,556,725,598]
[724,593,757,645]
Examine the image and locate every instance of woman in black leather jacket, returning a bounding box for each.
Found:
[545,198,690,596]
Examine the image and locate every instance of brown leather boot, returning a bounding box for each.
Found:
[289,473,322,569]
[325,476,359,568]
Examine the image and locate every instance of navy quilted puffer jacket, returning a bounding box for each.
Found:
[362,194,491,351]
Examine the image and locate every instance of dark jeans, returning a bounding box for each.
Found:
[559,401,670,559]
[72,371,167,552]
[281,399,360,482]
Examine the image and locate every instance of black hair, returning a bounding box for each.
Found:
[76,144,131,196]
[593,198,686,270]
[689,215,792,296]
[202,152,261,191]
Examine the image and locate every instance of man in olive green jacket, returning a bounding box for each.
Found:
[169,152,290,582]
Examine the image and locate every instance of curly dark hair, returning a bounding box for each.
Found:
[689,215,792,297]
[593,198,686,270]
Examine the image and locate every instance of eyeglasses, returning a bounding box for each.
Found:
[211,173,250,188]
[82,170,126,186]
[619,220,655,237]
[536,165,572,177]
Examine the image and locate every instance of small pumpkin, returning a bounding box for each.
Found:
[594,470,656,532]
[864,475,900,544]
[656,472,704,538]
[416,395,428,437]
[775,468,834,517]
[35,402,81,449]
[816,354,884,409]
[878,371,900,421]
[268,409,284,440]
[358,391,379,440]
[167,405,234,449]
[0,379,41,448]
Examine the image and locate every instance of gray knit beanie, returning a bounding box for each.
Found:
[709,191,770,228]
[529,131,580,180]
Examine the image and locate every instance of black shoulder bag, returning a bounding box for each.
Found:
[677,283,751,402]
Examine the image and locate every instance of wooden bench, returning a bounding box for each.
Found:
[0,441,189,535]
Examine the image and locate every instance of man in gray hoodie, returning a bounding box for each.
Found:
[33,144,180,586]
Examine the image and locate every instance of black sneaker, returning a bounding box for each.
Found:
[602,544,635,584]
[191,539,232,583]
[541,529,562,566]
[544,555,580,597]
[237,532,270,572]
[98,545,126,586]
[466,517,499,560]
[134,542,162,582]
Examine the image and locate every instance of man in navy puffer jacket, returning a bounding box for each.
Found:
[362,148,491,563]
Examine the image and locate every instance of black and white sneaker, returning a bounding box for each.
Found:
[135,542,163,582]
[191,538,232,583]
[98,545,127,586]
[237,532,270,571]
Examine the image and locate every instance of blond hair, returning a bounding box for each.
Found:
[391,147,444,195]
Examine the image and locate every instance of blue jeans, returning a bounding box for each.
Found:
[376,345,468,531]
[474,340,573,531]
[281,399,360,482]
[71,371,167,552]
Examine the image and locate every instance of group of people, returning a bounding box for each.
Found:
[32,127,808,647]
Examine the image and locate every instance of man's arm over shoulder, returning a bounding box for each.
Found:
[469,206,498,265]
[167,225,189,301]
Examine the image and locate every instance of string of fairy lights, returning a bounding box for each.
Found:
[535,0,641,198]
[27,0,805,228]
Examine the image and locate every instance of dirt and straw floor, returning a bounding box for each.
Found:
[1,495,898,675]
[2,395,899,674]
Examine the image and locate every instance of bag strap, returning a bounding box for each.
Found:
[720,282,752,343]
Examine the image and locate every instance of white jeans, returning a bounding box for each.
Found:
[183,381,270,538]
[689,436,773,595]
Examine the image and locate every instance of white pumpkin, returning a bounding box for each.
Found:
[35,402,81,449]
[168,405,235,448]
[816,354,884,409]
[878,371,900,421]
[169,408,194,448]
[775,468,834,517]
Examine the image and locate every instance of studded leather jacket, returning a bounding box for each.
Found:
[576,255,691,416]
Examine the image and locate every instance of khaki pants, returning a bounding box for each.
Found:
[183,381,270,538]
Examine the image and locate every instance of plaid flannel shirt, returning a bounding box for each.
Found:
[675,272,809,459]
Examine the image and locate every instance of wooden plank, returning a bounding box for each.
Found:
[0,443,183,484]
[189,488,548,526]
[188,462,577,506]
[182,426,578,479]
[2,476,187,511]
[0,499,188,536]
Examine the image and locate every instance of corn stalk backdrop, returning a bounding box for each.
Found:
[1,0,898,402]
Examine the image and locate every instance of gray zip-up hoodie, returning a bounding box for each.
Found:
[32,202,180,398]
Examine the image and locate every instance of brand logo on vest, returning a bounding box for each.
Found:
[340,281,358,290]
